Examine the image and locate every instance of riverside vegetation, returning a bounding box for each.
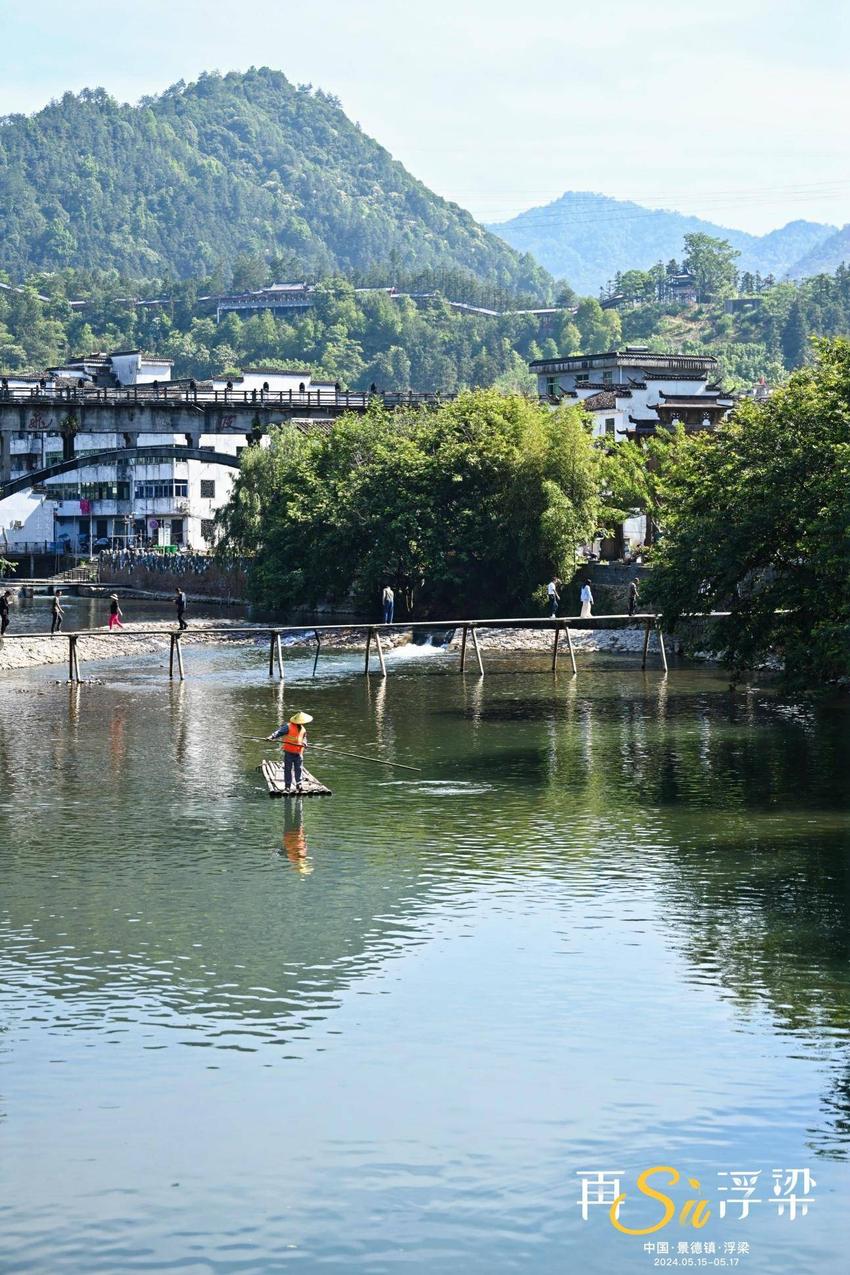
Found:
[214,343,850,689]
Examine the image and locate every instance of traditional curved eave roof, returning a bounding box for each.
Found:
[654,396,731,410]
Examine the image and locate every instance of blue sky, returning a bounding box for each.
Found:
[1,0,848,234]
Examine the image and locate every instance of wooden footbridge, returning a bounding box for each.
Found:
[1,614,681,683]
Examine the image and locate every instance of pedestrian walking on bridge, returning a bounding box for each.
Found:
[0,590,11,636]
[580,579,594,619]
[175,588,188,631]
[50,591,64,634]
[382,584,394,625]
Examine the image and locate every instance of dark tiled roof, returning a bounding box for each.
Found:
[654,396,730,409]
[579,390,620,410]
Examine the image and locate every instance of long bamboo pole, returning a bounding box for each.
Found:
[309,743,421,772]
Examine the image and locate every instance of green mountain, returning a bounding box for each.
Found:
[787,224,850,278]
[0,68,549,295]
[487,191,835,293]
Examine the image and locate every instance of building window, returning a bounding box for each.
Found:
[134,480,188,500]
[605,417,616,437]
[602,370,613,383]
[201,519,216,543]
[575,373,589,385]
[200,479,216,499]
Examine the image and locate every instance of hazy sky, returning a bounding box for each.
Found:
[1,0,848,234]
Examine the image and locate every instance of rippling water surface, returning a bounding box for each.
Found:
[1,643,849,1272]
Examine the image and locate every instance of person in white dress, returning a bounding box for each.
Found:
[580,579,594,618]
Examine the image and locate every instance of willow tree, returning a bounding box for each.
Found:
[216,390,599,617]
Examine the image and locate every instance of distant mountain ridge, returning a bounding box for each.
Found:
[0,68,549,295]
[487,192,839,294]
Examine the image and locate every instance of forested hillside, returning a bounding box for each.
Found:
[0,68,549,296]
[488,192,836,294]
[2,255,850,392]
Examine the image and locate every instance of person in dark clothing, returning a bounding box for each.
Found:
[0,590,11,635]
[51,591,64,634]
[628,579,640,616]
[175,588,188,630]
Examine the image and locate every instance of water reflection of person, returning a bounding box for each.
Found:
[281,798,312,874]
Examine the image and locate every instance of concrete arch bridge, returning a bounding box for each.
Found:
[0,385,446,485]
[1,446,243,502]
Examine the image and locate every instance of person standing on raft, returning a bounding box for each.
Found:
[267,711,314,794]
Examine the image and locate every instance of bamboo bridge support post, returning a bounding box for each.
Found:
[175,634,185,681]
[551,622,561,672]
[268,632,276,677]
[641,617,652,670]
[364,627,373,676]
[470,625,484,676]
[275,632,284,681]
[169,633,175,679]
[312,630,321,678]
[565,623,577,675]
[374,629,387,678]
[68,634,80,683]
[460,624,468,673]
[656,619,668,673]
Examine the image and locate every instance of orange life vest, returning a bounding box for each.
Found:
[281,723,306,754]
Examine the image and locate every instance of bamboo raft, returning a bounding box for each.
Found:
[261,759,332,798]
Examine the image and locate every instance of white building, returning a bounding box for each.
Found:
[1,356,324,554]
[530,347,734,441]
[530,347,735,551]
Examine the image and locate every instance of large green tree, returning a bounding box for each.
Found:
[216,391,599,617]
[645,339,850,685]
[682,232,740,301]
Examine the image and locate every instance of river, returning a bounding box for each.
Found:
[1,641,848,1273]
